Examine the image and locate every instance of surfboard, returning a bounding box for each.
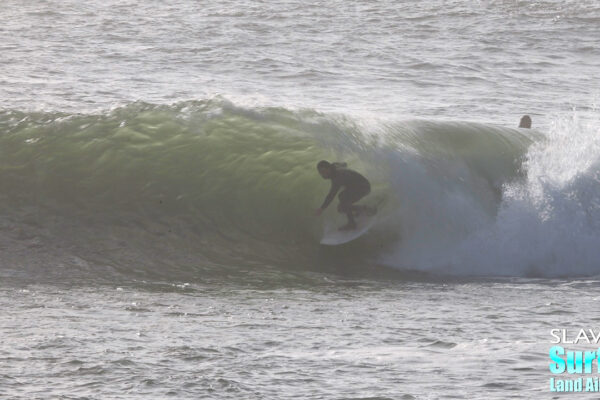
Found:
[320,213,377,245]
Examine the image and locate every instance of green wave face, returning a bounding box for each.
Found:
[0,100,533,280]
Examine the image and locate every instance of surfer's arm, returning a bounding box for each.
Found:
[319,182,341,210]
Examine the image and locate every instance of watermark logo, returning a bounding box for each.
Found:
[549,329,600,392]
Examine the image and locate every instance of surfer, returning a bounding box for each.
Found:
[314,160,371,230]
[519,115,532,128]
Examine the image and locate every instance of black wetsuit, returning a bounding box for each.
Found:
[320,167,371,210]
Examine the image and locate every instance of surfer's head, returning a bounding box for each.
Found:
[317,160,334,179]
[519,115,532,128]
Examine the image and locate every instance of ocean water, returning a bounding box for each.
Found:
[1,0,600,398]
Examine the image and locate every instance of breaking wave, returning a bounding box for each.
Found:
[0,99,596,281]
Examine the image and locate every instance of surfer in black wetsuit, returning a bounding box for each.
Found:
[314,160,371,230]
[519,115,532,128]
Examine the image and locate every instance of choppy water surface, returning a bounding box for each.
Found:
[3,279,596,399]
[2,0,599,122]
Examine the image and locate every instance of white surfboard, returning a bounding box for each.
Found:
[320,214,377,245]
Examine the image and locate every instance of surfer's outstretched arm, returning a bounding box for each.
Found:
[315,182,341,215]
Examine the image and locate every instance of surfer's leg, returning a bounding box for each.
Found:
[338,189,356,230]
[339,185,370,218]
[337,200,356,230]
[350,205,367,216]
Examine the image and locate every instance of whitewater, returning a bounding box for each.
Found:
[1,0,600,399]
